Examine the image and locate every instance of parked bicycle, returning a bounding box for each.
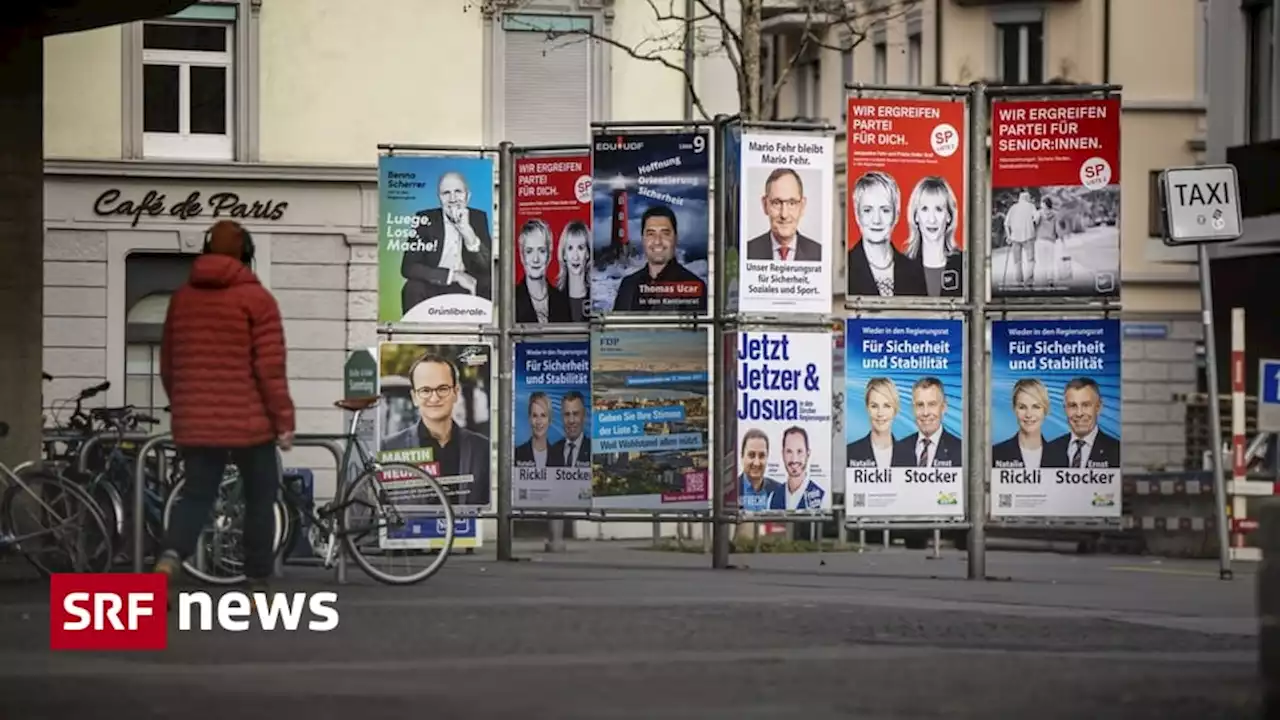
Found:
[0,420,113,575]
[162,395,457,586]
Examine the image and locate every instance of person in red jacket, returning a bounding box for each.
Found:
[152,220,296,591]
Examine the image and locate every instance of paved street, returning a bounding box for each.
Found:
[0,542,1263,719]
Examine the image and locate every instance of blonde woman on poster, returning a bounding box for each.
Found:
[990,378,1049,469]
[845,376,899,469]
[904,176,964,298]
[556,221,592,323]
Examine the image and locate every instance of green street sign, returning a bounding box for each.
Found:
[343,349,377,399]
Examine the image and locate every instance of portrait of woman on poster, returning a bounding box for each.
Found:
[556,220,591,322]
[515,219,571,324]
[846,376,900,468]
[846,171,927,298]
[904,176,964,298]
[991,378,1050,469]
[514,392,553,468]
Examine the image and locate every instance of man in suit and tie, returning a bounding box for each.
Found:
[548,391,591,467]
[380,353,491,507]
[891,377,962,467]
[1042,377,1121,468]
[399,171,493,316]
[745,168,823,262]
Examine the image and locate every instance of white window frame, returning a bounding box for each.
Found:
[907,32,923,86]
[141,20,235,161]
[992,7,1045,86]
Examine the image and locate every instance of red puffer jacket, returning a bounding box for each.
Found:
[160,254,296,448]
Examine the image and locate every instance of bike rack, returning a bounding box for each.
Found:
[131,433,350,583]
[69,430,157,475]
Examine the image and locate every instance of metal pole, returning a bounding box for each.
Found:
[132,432,171,572]
[496,140,517,562]
[1200,244,1233,579]
[710,114,731,570]
[965,82,990,581]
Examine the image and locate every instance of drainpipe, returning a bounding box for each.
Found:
[684,0,695,119]
[934,0,943,84]
[1102,0,1112,83]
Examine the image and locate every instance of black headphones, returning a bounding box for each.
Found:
[202,223,256,265]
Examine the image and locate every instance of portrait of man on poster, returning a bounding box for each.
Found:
[738,428,784,511]
[381,353,491,506]
[1041,377,1120,469]
[399,170,493,315]
[780,426,825,511]
[514,218,572,324]
[846,171,927,298]
[890,377,961,468]
[612,205,707,314]
[746,168,823,262]
[547,391,592,468]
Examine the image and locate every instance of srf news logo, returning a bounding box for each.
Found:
[49,573,339,651]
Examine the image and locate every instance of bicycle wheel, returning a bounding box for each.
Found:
[161,471,289,585]
[339,461,455,585]
[1,470,114,574]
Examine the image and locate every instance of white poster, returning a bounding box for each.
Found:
[737,133,834,315]
[735,330,833,514]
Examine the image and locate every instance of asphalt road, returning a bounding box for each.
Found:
[0,542,1263,719]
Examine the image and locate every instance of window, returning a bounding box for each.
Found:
[873,42,888,84]
[1148,170,1167,238]
[1246,1,1275,142]
[501,13,593,145]
[125,254,193,437]
[995,22,1044,85]
[794,58,820,120]
[840,43,854,121]
[907,33,923,86]
[142,9,235,161]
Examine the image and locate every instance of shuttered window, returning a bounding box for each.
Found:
[502,13,593,146]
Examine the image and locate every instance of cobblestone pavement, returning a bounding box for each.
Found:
[0,543,1262,719]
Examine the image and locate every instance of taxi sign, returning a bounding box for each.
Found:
[1159,164,1243,246]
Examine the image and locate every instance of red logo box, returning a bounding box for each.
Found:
[50,573,169,651]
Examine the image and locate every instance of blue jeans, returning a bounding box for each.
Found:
[164,442,279,580]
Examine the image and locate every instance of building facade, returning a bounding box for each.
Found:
[40,0,702,518]
[763,0,1210,475]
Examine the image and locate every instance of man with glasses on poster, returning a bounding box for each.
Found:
[746,168,823,262]
[381,353,491,506]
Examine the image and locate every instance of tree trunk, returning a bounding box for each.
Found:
[740,0,762,122]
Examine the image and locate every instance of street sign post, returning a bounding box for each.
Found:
[1159,164,1243,247]
[1259,358,1280,433]
[1158,163,1245,580]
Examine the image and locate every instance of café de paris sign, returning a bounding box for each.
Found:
[93,188,289,228]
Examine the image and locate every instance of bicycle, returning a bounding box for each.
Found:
[165,395,457,586]
[0,420,114,575]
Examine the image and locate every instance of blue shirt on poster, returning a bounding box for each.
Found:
[740,473,785,511]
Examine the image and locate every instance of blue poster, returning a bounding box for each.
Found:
[591,328,711,510]
[511,340,593,509]
[590,132,710,317]
[377,155,495,325]
[722,123,742,314]
[843,317,965,517]
[989,319,1122,517]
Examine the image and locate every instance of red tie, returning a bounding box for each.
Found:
[779,246,789,260]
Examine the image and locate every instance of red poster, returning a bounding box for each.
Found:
[513,153,593,323]
[845,97,968,300]
[989,97,1121,298]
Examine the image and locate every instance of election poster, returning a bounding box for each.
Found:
[844,317,965,517]
[591,327,711,510]
[845,98,967,300]
[511,339,593,508]
[377,155,496,325]
[734,331,833,514]
[990,319,1122,517]
[375,339,496,534]
[514,153,593,324]
[737,133,834,315]
[722,123,743,313]
[989,98,1121,298]
[591,132,710,317]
